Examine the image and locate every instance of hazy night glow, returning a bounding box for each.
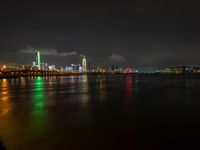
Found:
[1,1,200,150]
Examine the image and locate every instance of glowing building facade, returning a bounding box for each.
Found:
[82,56,87,73]
[35,50,41,70]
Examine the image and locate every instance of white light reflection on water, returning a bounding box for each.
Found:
[98,77,107,102]
[80,75,90,106]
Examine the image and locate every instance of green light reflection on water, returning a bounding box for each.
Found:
[33,77,45,114]
[31,77,48,132]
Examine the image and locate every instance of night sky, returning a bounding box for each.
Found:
[0,0,200,68]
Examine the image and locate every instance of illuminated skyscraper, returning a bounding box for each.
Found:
[35,50,41,70]
[82,56,87,73]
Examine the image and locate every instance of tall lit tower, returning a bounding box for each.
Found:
[35,50,41,70]
[82,56,87,73]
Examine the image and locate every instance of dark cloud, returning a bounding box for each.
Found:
[0,0,200,68]
[109,53,126,62]
[19,46,78,56]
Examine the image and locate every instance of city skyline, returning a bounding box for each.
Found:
[1,49,200,74]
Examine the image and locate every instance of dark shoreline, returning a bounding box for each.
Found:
[0,72,200,79]
[0,72,125,79]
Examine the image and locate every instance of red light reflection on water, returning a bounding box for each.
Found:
[124,75,134,114]
[125,75,133,102]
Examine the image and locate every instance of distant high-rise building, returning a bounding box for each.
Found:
[82,56,87,73]
[32,61,36,67]
[49,65,56,71]
[35,50,41,70]
[41,61,45,70]
[88,62,91,72]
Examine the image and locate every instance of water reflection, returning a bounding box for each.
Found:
[31,77,47,131]
[33,77,45,113]
[0,79,12,117]
[19,77,26,88]
[184,79,193,111]
[125,75,133,102]
[0,75,200,149]
[80,75,89,106]
[98,77,107,101]
[69,76,77,94]
[123,75,134,115]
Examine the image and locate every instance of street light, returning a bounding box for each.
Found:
[3,65,6,69]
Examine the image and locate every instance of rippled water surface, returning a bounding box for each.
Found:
[0,75,200,149]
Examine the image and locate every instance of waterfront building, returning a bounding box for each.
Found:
[76,64,82,73]
[49,65,56,71]
[124,67,134,74]
[65,66,73,71]
[156,65,200,73]
[35,50,41,70]
[32,61,36,67]
[41,61,45,70]
[82,56,87,73]
[88,62,91,72]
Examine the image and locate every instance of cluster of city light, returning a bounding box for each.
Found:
[31,50,134,73]
[156,65,200,73]
[0,65,7,70]
[0,49,136,75]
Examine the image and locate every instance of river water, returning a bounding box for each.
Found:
[0,74,200,149]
